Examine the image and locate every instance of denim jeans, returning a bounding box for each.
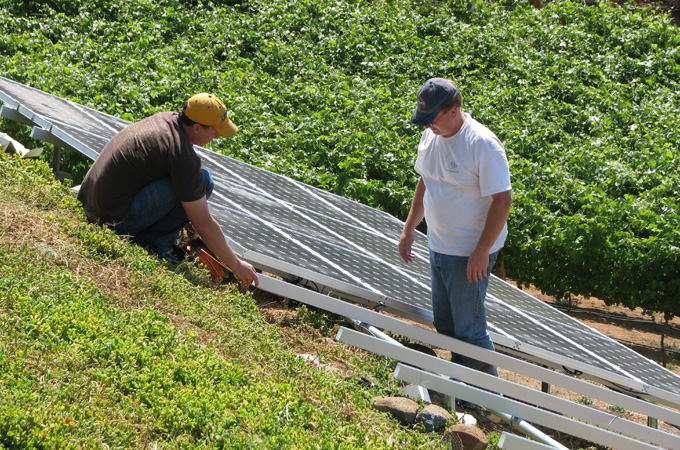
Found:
[112,169,214,256]
[430,249,499,376]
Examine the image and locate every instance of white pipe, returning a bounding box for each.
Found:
[492,410,569,450]
[351,319,402,346]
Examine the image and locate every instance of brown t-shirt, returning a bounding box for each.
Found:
[77,111,205,223]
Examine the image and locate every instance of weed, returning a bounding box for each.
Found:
[296,304,332,335]
[577,396,594,406]
[607,405,632,415]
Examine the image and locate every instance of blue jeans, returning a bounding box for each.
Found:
[430,250,499,376]
[112,169,214,256]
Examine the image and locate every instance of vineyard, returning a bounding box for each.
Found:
[1,0,678,320]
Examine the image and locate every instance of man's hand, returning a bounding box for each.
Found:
[399,178,426,264]
[233,259,259,288]
[466,189,511,283]
[398,229,416,263]
[182,196,259,289]
[467,248,490,283]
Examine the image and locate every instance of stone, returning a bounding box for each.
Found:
[415,404,455,432]
[372,396,419,425]
[454,412,477,426]
[442,424,488,450]
[402,384,431,402]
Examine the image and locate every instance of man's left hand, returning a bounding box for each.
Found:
[467,249,490,283]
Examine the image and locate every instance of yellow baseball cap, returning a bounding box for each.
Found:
[184,93,238,137]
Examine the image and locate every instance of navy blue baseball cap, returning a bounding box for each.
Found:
[411,78,458,126]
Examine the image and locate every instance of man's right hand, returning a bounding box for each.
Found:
[398,229,415,263]
[183,196,260,289]
[233,259,259,288]
[399,178,426,264]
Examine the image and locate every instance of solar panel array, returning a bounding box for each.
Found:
[2,76,679,403]
[200,150,433,310]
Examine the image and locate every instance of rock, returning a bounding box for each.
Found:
[415,404,455,432]
[402,384,431,402]
[372,396,419,425]
[442,424,488,450]
[454,412,477,426]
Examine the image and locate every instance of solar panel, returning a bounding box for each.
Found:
[0,79,124,160]
[2,75,679,406]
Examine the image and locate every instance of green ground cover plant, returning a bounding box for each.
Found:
[0,0,678,322]
[0,152,455,448]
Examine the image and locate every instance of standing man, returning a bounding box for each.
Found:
[398,78,512,376]
[78,93,259,289]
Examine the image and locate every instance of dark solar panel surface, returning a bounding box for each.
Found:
[0,78,125,159]
[2,75,680,398]
[201,151,433,307]
[488,279,596,333]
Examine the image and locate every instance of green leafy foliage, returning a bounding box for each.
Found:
[0,152,443,448]
[0,0,678,319]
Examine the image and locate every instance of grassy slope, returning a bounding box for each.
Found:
[0,153,458,449]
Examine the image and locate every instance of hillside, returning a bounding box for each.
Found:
[4,147,680,449]
[0,153,451,449]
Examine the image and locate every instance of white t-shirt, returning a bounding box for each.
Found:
[414,113,511,256]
